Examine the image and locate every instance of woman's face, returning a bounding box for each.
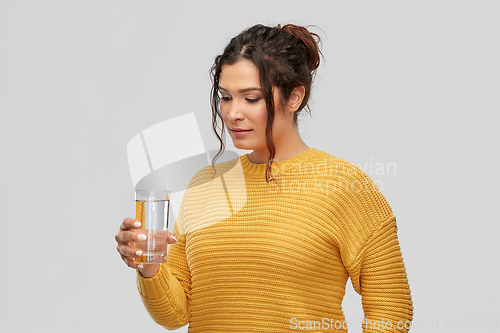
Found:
[219,60,294,154]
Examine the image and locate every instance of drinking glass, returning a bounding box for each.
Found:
[133,190,170,264]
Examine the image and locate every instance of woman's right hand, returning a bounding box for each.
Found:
[115,218,177,278]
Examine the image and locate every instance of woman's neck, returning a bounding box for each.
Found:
[248,140,310,164]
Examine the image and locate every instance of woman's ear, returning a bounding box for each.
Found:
[289,86,306,112]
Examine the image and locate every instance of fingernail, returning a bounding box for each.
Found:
[135,250,143,256]
[172,236,177,243]
[133,221,141,228]
[137,264,143,269]
[137,234,147,241]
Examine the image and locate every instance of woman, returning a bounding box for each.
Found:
[116,23,413,332]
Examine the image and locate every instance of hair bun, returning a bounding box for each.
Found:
[277,24,322,72]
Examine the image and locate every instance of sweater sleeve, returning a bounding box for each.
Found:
[356,215,413,332]
[334,161,413,332]
[135,193,191,330]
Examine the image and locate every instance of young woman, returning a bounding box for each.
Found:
[116,24,413,332]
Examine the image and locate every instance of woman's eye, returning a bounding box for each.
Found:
[221,96,231,102]
[246,98,261,103]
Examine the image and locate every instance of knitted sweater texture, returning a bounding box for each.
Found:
[136,148,413,332]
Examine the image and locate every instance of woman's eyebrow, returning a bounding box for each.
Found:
[219,86,263,93]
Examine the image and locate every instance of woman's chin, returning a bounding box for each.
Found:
[232,144,249,150]
[231,142,253,151]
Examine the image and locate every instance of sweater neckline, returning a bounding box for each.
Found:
[239,148,318,177]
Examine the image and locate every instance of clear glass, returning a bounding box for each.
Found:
[133,190,170,264]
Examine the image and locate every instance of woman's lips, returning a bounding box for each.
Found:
[232,129,252,137]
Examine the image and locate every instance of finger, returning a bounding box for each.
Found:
[122,255,144,270]
[117,243,144,258]
[120,218,141,231]
[115,230,146,244]
[167,231,177,244]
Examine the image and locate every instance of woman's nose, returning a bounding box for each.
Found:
[227,102,244,121]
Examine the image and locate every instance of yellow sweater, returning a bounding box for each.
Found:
[136,148,413,332]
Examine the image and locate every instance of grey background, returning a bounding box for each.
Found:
[1,1,498,332]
